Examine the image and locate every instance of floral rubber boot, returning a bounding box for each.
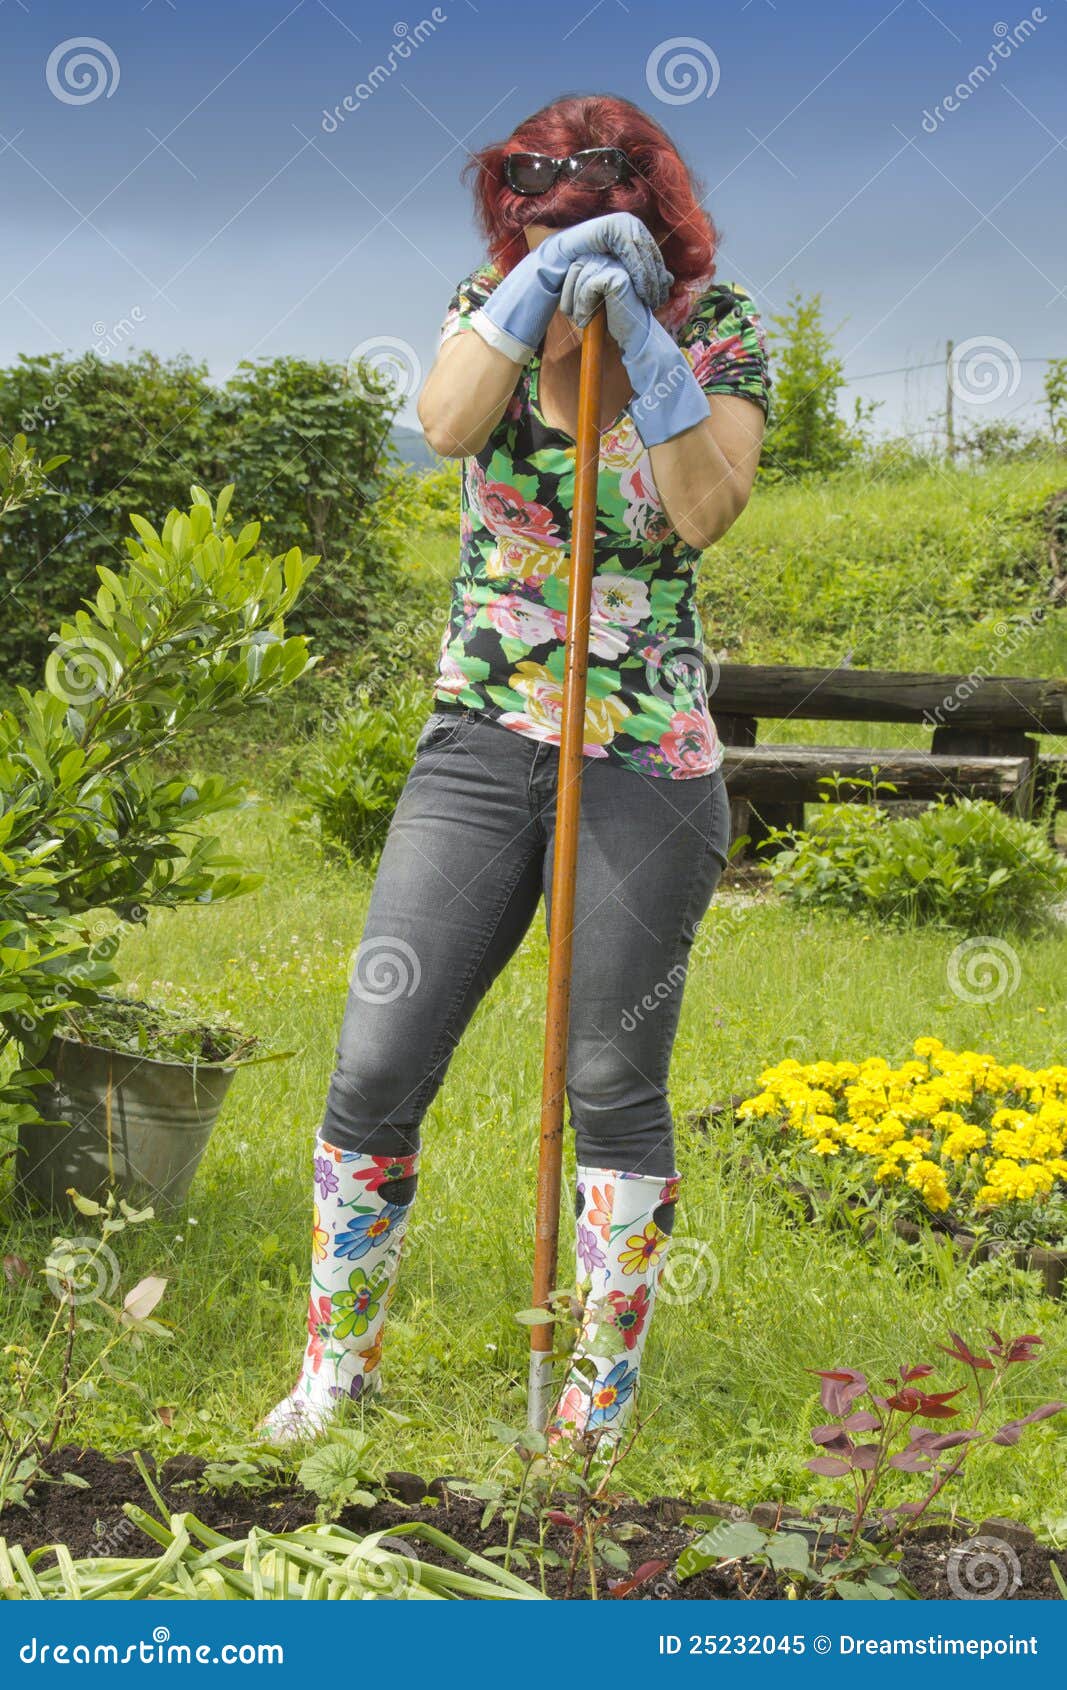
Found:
[550,1167,679,1449]
[258,1142,418,1442]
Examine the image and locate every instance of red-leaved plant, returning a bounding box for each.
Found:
[806,1330,1064,1552]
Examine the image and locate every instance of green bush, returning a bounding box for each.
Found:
[0,478,317,1124]
[0,351,406,680]
[764,794,1067,931]
[297,680,430,863]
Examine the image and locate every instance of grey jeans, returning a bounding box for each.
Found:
[321,709,730,1177]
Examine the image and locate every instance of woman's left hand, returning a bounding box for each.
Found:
[561,255,709,447]
[560,253,652,359]
[561,255,764,548]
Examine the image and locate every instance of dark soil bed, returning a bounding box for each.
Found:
[2,1448,1064,1600]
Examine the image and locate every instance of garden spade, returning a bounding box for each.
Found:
[527,305,607,1433]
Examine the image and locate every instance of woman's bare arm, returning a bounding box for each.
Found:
[417,334,523,459]
[650,394,765,550]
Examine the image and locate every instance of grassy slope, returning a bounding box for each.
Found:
[700,454,1067,750]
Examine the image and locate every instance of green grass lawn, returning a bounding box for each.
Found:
[4,799,1066,1536]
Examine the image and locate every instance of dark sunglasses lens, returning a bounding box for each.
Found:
[569,150,628,188]
[506,153,558,194]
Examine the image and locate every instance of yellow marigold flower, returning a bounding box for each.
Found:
[913,1037,944,1058]
[931,1110,968,1133]
[906,1158,951,1212]
[887,1138,925,1164]
[992,1107,1033,1131]
[813,1138,839,1156]
[737,1091,781,1119]
[847,1131,885,1156]
[940,1125,988,1163]
[809,1087,837,1111]
[832,1061,861,1081]
[980,1158,1055,1203]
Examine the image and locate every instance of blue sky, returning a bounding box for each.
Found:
[1,0,1064,436]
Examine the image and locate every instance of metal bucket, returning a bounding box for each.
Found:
[15,1034,236,1214]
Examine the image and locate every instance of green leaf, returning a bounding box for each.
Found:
[677,1519,768,1580]
[765,1531,814,1574]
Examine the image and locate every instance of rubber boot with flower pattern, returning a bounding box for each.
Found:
[550,1167,678,1448]
[259,1142,418,1442]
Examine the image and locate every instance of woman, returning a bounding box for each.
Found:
[262,93,769,1445]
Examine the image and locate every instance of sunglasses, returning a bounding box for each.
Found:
[503,147,633,196]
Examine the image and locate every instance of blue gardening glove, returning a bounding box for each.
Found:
[561,254,709,447]
[471,213,671,365]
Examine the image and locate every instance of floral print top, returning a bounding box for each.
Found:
[434,264,770,778]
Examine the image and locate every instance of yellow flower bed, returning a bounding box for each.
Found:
[737,1038,1067,1236]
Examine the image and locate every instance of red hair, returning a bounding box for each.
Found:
[464,94,716,324]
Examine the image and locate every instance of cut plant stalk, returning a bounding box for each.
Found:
[528,306,606,1434]
[0,1509,548,1600]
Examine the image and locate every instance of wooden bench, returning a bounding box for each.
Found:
[708,664,1067,857]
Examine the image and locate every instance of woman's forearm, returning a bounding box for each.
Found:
[417,333,522,458]
[650,395,765,550]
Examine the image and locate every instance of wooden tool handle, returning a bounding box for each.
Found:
[528,307,606,1423]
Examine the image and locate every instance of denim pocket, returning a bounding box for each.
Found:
[706,767,732,870]
[414,710,464,757]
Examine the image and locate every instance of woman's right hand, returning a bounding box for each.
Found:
[470,212,671,366]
